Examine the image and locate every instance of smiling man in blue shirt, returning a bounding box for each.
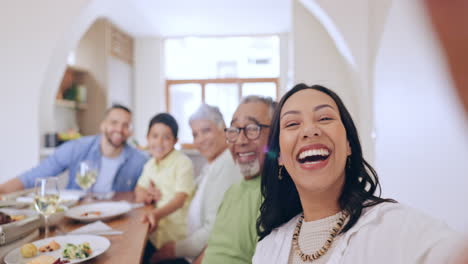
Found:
[0,104,148,194]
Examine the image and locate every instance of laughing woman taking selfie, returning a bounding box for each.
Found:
[253,84,462,264]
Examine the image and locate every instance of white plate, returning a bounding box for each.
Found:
[4,234,110,264]
[17,190,85,207]
[65,201,132,222]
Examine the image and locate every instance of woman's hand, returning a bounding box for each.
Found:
[141,209,161,233]
[150,241,175,263]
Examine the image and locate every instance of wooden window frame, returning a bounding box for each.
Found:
[165,77,280,112]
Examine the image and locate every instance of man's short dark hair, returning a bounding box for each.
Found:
[106,104,132,115]
[148,113,179,139]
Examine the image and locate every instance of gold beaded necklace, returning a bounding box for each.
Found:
[292,211,348,262]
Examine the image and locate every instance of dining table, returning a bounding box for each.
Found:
[45,192,153,264]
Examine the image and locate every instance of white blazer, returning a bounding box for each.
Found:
[253,203,463,264]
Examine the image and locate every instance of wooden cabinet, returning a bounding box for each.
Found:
[56,66,88,110]
[55,66,104,136]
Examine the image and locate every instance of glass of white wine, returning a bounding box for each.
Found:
[75,160,98,201]
[34,177,60,238]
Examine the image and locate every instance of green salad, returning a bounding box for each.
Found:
[62,242,92,259]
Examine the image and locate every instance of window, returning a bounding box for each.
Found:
[165,36,280,143]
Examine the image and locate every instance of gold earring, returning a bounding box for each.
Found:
[278,165,283,180]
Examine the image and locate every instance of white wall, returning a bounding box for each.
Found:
[0,0,140,182]
[133,38,165,146]
[39,1,107,143]
[309,0,375,163]
[294,0,468,231]
[279,32,292,96]
[375,0,468,231]
[108,57,134,108]
[0,0,90,181]
[297,0,393,164]
[292,0,358,129]
[39,0,148,141]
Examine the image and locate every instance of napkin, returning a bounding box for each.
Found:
[68,220,123,235]
[129,202,145,209]
[93,192,115,200]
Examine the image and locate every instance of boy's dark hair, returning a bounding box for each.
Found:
[148,113,179,139]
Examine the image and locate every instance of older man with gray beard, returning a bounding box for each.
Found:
[198,96,276,264]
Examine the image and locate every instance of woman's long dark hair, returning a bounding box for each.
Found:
[257,84,396,240]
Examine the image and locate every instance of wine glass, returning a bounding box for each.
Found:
[75,160,98,201]
[34,177,60,238]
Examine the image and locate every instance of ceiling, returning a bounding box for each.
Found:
[106,0,291,37]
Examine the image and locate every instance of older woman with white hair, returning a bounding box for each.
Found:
[150,104,242,264]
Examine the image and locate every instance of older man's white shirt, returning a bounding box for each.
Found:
[175,149,242,259]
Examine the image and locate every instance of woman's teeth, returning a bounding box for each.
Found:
[297,148,330,163]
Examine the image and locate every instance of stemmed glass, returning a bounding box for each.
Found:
[34,177,60,238]
[75,160,98,201]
